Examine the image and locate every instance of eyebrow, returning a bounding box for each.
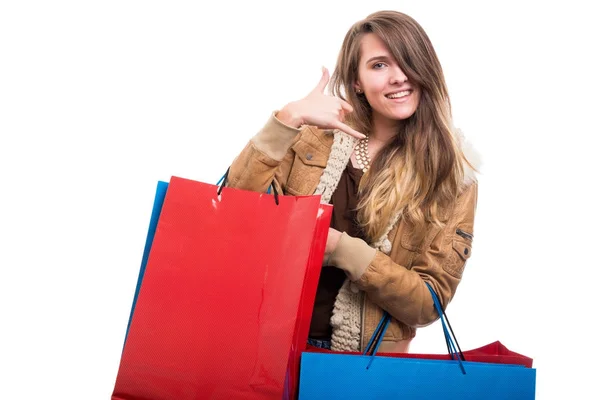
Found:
[364,55,392,64]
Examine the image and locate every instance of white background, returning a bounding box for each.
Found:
[1,1,598,398]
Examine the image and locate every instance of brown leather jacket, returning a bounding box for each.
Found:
[226,113,479,353]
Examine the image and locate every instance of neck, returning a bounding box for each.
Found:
[369,112,402,144]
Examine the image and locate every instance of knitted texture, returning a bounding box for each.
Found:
[330,215,399,352]
[314,130,357,204]
[330,280,364,351]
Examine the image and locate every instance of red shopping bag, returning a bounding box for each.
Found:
[112,176,331,400]
[306,340,533,368]
[284,204,332,400]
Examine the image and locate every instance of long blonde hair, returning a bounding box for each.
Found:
[330,10,474,240]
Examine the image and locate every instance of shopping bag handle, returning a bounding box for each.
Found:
[216,167,279,205]
[363,311,391,369]
[364,282,466,374]
[425,282,466,374]
[363,311,391,357]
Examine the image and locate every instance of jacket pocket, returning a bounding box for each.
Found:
[400,221,441,253]
[443,239,472,279]
[286,140,328,195]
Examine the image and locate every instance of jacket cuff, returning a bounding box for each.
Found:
[329,232,377,281]
[250,111,301,161]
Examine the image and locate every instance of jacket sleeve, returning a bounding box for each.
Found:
[329,182,478,327]
[225,112,303,193]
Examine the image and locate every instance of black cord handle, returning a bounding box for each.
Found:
[217,166,279,205]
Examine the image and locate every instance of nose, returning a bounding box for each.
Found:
[389,65,408,85]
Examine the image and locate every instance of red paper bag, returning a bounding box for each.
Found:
[112,176,331,400]
[306,340,533,368]
[284,205,332,400]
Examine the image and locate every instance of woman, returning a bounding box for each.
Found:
[226,10,480,353]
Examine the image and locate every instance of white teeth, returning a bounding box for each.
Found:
[386,90,410,99]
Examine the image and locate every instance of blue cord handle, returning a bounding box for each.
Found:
[216,172,227,186]
[426,283,466,374]
[363,282,466,374]
[366,312,391,369]
[363,311,390,356]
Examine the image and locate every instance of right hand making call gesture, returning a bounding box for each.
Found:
[277,67,366,139]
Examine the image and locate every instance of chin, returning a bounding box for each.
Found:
[388,110,417,121]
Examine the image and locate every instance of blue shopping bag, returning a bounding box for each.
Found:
[122,180,169,347]
[298,283,536,399]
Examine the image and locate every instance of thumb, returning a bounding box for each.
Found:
[312,66,330,94]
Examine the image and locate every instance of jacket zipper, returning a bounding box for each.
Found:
[456,228,473,240]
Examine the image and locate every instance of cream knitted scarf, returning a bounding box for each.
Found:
[311,130,398,352]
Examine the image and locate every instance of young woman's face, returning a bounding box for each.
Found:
[355,33,421,124]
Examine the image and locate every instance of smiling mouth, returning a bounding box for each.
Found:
[385,90,412,99]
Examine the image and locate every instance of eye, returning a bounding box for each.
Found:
[373,62,386,69]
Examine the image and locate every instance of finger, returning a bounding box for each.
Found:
[313,66,330,94]
[331,120,366,139]
[339,99,354,113]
